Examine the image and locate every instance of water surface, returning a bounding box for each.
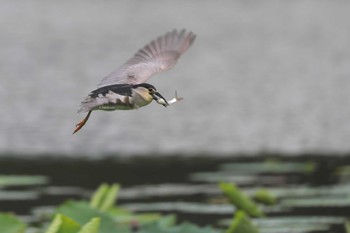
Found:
[1,1,350,157]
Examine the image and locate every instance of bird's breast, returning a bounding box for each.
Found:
[94,97,132,111]
[95,89,152,111]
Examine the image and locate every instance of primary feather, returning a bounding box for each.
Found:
[97,29,196,87]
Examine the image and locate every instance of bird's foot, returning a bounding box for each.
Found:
[73,111,92,134]
[73,120,86,134]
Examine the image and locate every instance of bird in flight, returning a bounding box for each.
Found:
[73,29,196,134]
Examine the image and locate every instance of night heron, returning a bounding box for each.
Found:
[73,29,196,134]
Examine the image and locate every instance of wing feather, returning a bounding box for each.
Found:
[97,29,196,87]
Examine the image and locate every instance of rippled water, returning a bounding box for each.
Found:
[1,1,350,157]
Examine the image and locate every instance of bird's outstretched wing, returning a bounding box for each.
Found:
[97,29,196,88]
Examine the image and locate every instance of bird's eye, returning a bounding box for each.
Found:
[148,88,154,92]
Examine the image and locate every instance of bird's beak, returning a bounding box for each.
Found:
[152,92,168,107]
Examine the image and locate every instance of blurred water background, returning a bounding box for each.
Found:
[1,1,350,157]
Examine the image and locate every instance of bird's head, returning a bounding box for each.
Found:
[133,83,168,107]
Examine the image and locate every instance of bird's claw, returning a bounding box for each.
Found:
[73,111,92,134]
[73,120,86,134]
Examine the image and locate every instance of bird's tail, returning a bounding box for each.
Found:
[77,96,98,113]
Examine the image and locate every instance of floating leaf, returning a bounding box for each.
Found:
[105,207,131,217]
[90,183,120,212]
[254,216,338,232]
[0,190,39,201]
[113,212,161,225]
[245,184,350,200]
[99,184,119,212]
[219,182,264,217]
[345,220,350,233]
[280,196,350,208]
[106,206,163,225]
[56,201,117,233]
[0,213,26,233]
[258,225,329,233]
[43,186,86,196]
[44,214,61,233]
[334,166,350,183]
[119,184,219,199]
[139,215,220,233]
[220,161,316,174]
[252,189,276,206]
[147,215,176,229]
[190,172,286,185]
[45,214,80,233]
[78,218,100,233]
[121,202,234,215]
[220,216,345,228]
[90,184,109,209]
[31,206,55,221]
[226,211,259,233]
[190,173,257,184]
[335,165,350,176]
[0,175,48,187]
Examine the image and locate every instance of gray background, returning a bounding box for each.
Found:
[1,1,350,157]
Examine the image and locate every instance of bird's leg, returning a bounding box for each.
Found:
[73,111,92,134]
